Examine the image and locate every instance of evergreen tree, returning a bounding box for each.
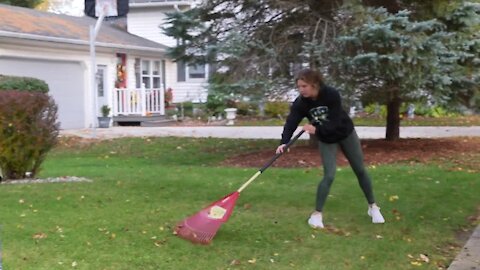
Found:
[321,6,460,140]
[441,2,480,111]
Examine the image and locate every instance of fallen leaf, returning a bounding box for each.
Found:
[247,258,256,264]
[419,254,429,263]
[360,256,366,260]
[410,261,422,266]
[154,239,167,247]
[389,195,399,202]
[72,261,78,267]
[243,203,252,210]
[33,232,47,239]
[376,235,383,239]
[19,199,25,204]
[270,258,275,263]
[230,259,241,266]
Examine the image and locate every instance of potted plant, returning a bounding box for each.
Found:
[98,105,111,128]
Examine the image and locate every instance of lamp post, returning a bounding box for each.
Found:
[89,8,106,137]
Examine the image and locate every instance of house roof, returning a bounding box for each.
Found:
[0,4,168,53]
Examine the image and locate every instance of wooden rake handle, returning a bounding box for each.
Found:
[237,130,306,193]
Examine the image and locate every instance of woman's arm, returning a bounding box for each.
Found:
[280,101,304,145]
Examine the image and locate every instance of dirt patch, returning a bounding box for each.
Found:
[222,137,480,172]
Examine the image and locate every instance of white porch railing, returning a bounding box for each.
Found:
[113,86,165,116]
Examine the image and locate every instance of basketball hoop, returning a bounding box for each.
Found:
[95,0,118,17]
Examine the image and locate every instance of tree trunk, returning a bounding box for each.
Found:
[385,96,401,141]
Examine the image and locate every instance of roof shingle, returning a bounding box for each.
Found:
[0,4,168,52]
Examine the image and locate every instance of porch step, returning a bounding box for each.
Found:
[141,119,177,127]
[113,115,176,127]
[113,115,166,122]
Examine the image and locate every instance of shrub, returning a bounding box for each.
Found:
[364,103,387,117]
[206,93,226,115]
[236,102,258,116]
[0,75,49,93]
[265,102,290,118]
[177,102,194,117]
[0,91,59,180]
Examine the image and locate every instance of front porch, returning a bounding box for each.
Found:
[112,87,175,126]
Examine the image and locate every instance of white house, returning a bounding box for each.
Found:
[0,3,171,129]
[127,0,209,104]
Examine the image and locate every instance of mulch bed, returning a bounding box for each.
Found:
[222,137,480,172]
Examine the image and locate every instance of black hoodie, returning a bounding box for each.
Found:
[280,85,354,144]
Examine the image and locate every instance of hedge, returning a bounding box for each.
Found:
[0,75,49,93]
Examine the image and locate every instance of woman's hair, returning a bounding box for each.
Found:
[295,69,324,89]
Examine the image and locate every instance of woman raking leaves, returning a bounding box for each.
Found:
[276,69,385,228]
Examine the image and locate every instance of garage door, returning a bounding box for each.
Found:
[0,57,85,129]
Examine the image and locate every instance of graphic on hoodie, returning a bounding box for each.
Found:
[309,106,329,125]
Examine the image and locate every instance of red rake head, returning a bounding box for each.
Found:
[174,191,240,245]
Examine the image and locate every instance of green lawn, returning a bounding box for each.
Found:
[0,137,478,270]
[236,115,480,127]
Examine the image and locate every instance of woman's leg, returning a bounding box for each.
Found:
[339,130,375,204]
[316,141,338,211]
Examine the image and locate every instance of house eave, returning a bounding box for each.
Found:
[0,30,167,55]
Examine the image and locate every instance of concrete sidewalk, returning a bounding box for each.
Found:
[448,225,480,270]
[61,126,480,140]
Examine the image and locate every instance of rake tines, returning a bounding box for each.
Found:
[173,192,240,245]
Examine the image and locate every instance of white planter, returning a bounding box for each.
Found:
[224,108,238,126]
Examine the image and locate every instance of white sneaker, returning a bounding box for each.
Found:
[367,205,385,224]
[308,212,324,229]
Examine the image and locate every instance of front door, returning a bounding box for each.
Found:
[96,65,108,116]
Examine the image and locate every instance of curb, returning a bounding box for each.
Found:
[448,224,480,270]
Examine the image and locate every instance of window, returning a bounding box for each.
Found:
[177,61,207,82]
[135,58,162,89]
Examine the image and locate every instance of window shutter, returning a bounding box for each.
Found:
[177,61,186,82]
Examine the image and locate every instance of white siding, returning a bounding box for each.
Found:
[127,5,210,104]
[127,7,177,47]
[164,59,208,103]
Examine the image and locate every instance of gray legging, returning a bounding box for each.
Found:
[316,130,375,211]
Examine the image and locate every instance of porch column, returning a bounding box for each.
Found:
[141,83,147,116]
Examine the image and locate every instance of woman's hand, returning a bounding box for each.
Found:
[276,144,288,154]
[303,124,316,135]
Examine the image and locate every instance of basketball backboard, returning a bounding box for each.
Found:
[95,0,118,17]
[85,0,129,18]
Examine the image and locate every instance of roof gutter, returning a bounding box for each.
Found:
[0,30,168,54]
